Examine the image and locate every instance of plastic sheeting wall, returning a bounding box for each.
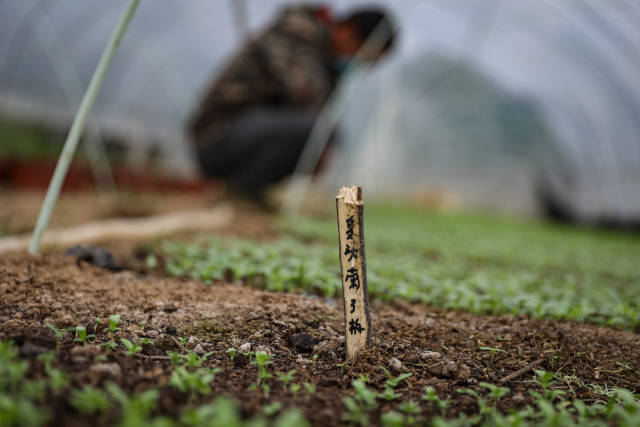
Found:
[1,0,639,219]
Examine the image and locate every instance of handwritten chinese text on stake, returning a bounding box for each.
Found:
[336,186,371,360]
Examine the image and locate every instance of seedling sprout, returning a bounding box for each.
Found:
[120,338,142,357]
[45,322,65,353]
[108,315,121,335]
[226,347,236,361]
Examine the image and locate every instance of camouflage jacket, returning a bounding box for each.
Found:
[190,6,337,146]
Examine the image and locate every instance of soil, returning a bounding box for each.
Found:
[1,249,639,426]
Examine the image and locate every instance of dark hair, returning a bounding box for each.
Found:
[340,8,396,51]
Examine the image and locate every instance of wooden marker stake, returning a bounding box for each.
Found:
[336,186,371,360]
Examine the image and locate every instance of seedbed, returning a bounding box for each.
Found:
[1,203,639,426]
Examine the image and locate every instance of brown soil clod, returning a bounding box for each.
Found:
[290,333,318,353]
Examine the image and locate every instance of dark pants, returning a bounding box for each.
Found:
[196,108,317,195]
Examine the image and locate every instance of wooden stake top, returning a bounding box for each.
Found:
[337,186,363,204]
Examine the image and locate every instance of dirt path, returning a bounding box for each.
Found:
[0,190,222,236]
[1,253,638,425]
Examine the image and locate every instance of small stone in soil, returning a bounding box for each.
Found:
[71,344,101,358]
[420,351,443,361]
[512,392,526,403]
[186,336,198,349]
[164,326,177,336]
[427,360,471,380]
[254,345,273,355]
[457,363,471,380]
[290,333,318,353]
[239,342,252,353]
[162,304,178,313]
[403,352,419,364]
[296,354,313,364]
[89,362,122,379]
[441,361,458,377]
[389,357,403,373]
[144,329,159,339]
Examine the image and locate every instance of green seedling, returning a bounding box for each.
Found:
[178,337,188,355]
[379,387,402,401]
[139,321,147,331]
[226,347,236,361]
[36,350,55,367]
[458,388,491,415]
[531,370,565,401]
[1,357,28,393]
[166,350,182,365]
[398,400,420,425]
[342,396,369,426]
[1,339,19,359]
[304,382,316,396]
[487,409,531,427]
[106,382,159,427]
[274,409,310,427]
[21,379,48,401]
[261,382,271,397]
[0,395,50,426]
[251,351,273,385]
[533,398,574,426]
[378,366,412,400]
[94,354,108,363]
[242,350,255,362]
[101,340,118,352]
[137,337,154,346]
[169,366,221,397]
[262,401,283,416]
[606,388,640,426]
[180,396,248,427]
[45,365,70,394]
[94,317,102,334]
[352,378,377,411]
[182,351,213,370]
[479,346,506,363]
[573,398,606,423]
[381,410,405,427]
[75,325,87,343]
[120,338,142,357]
[108,315,121,335]
[0,342,51,424]
[70,385,110,415]
[145,254,158,269]
[276,370,296,386]
[381,368,412,387]
[421,386,448,415]
[45,322,65,352]
[74,325,94,343]
[312,354,318,364]
[480,382,510,407]
[290,383,301,394]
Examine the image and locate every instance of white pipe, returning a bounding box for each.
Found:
[28,0,140,254]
